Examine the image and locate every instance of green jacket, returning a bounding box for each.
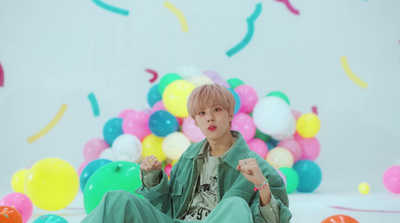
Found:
[136,131,292,222]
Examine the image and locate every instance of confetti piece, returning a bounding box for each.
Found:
[340,56,368,89]
[329,206,400,213]
[226,3,262,57]
[311,106,318,115]
[275,0,300,15]
[145,69,159,83]
[3,214,9,219]
[164,1,189,32]
[92,0,129,16]
[27,104,68,143]
[88,92,100,117]
[0,62,4,87]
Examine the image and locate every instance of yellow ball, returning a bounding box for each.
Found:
[11,168,29,193]
[296,113,321,138]
[266,147,294,168]
[25,158,79,211]
[358,182,370,194]
[142,134,167,162]
[163,80,195,118]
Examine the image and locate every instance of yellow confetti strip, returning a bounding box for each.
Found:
[340,56,368,89]
[164,1,189,32]
[27,104,68,143]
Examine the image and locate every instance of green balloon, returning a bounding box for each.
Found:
[254,128,271,142]
[266,91,290,105]
[84,161,143,214]
[279,167,299,194]
[227,78,244,89]
[158,73,183,95]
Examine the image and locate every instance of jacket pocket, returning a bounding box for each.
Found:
[171,181,184,216]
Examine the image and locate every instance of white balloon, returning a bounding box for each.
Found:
[253,97,292,135]
[99,148,116,161]
[271,115,296,140]
[162,132,191,160]
[175,65,202,79]
[187,75,214,87]
[112,134,142,162]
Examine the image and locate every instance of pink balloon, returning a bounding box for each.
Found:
[150,101,166,114]
[182,116,205,143]
[291,110,302,120]
[383,165,400,194]
[294,133,320,161]
[0,192,33,223]
[77,160,90,176]
[118,109,136,119]
[277,139,302,162]
[122,111,151,141]
[231,113,256,142]
[235,85,259,113]
[83,138,109,161]
[164,164,172,177]
[176,117,184,126]
[248,138,269,159]
[275,167,287,186]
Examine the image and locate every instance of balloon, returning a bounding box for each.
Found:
[294,133,320,161]
[99,148,116,161]
[175,65,202,79]
[150,101,166,114]
[0,193,32,223]
[296,113,321,138]
[80,159,112,192]
[266,147,294,168]
[293,159,322,192]
[149,110,179,137]
[270,115,296,140]
[291,110,302,120]
[11,169,28,193]
[248,138,268,159]
[187,75,214,87]
[33,214,68,223]
[203,70,230,88]
[147,84,162,107]
[277,139,302,162]
[266,91,290,105]
[77,160,90,177]
[122,110,151,141]
[252,97,292,135]
[83,138,109,161]
[228,88,241,114]
[254,128,271,142]
[102,117,123,146]
[321,215,359,223]
[142,134,167,162]
[383,165,400,193]
[84,161,142,214]
[112,134,142,162]
[164,164,172,177]
[25,158,79,211]
[235,85,258,113]
[274,167,287,186]
[231,113,256,142]
[162,132,191,160]
[158,73,182,95]
[118,109,135,119]
[0,206,23,223]
[279,167,299,194]
[226,78,244,89]
[182,116,205,143]
[163,80,195,118]
[358,182,370,194]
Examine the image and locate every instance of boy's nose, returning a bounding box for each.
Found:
[207,115,215,122]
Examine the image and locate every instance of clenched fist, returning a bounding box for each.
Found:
[140,155,163,172]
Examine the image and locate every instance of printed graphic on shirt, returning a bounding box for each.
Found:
[187,175,218,220]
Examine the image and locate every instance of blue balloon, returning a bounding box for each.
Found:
[103,117,123,146]
[293,159,322,192]
[149,110,179,137]
[33,214,68,223]
[80,159,112,192]
[147,84,162,107]
[228,88,241,114]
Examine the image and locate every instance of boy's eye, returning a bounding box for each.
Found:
[199,111,205,115]
[214,108,221,112]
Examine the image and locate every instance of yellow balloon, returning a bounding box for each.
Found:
[11,169,29,193]
[162,132,191,160]
[266,147,294,168]
[296,113,321,138]
[358,182,370,194]
[142,134,166,162]
[25,158,79,211]
[163,80,195,118]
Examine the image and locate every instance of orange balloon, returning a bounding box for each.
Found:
[0,206,23,223]
[321,214,359,223]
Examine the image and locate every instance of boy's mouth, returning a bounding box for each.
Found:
[208,125,217,131]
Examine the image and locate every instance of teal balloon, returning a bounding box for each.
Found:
[266,91,290,105]
[158,73,182,95]
[33,214,68,223]
[293,160,322,193]
[80,159,112,192]
[227,78,244,89]
[149,110,179,137]
[84,161,142,214]
[279,167,299,194]
[147,84,162,107]
[102,117,123,146]
[228,88,241,114]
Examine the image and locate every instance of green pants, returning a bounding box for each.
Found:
[81,190,253,223]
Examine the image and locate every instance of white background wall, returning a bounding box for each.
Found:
[1,0,400,198]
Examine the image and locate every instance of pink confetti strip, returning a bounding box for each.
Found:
[0,62,4,86]
[275,0,300,15]
[145,69,158,83]
[311,106,318,115]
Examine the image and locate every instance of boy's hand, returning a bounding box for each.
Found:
[141,155,163,172]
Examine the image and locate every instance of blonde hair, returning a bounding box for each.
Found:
[187,84,235,119]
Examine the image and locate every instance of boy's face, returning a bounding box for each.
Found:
[194,105,233,141]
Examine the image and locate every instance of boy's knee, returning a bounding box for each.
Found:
[104,190,141,204]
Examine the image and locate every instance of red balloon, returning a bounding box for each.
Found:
[0,206,23,223]
[321,214,359,223]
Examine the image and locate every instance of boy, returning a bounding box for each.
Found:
[82,84,291,222]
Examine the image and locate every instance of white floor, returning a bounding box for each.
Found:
[20,190,400,223]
